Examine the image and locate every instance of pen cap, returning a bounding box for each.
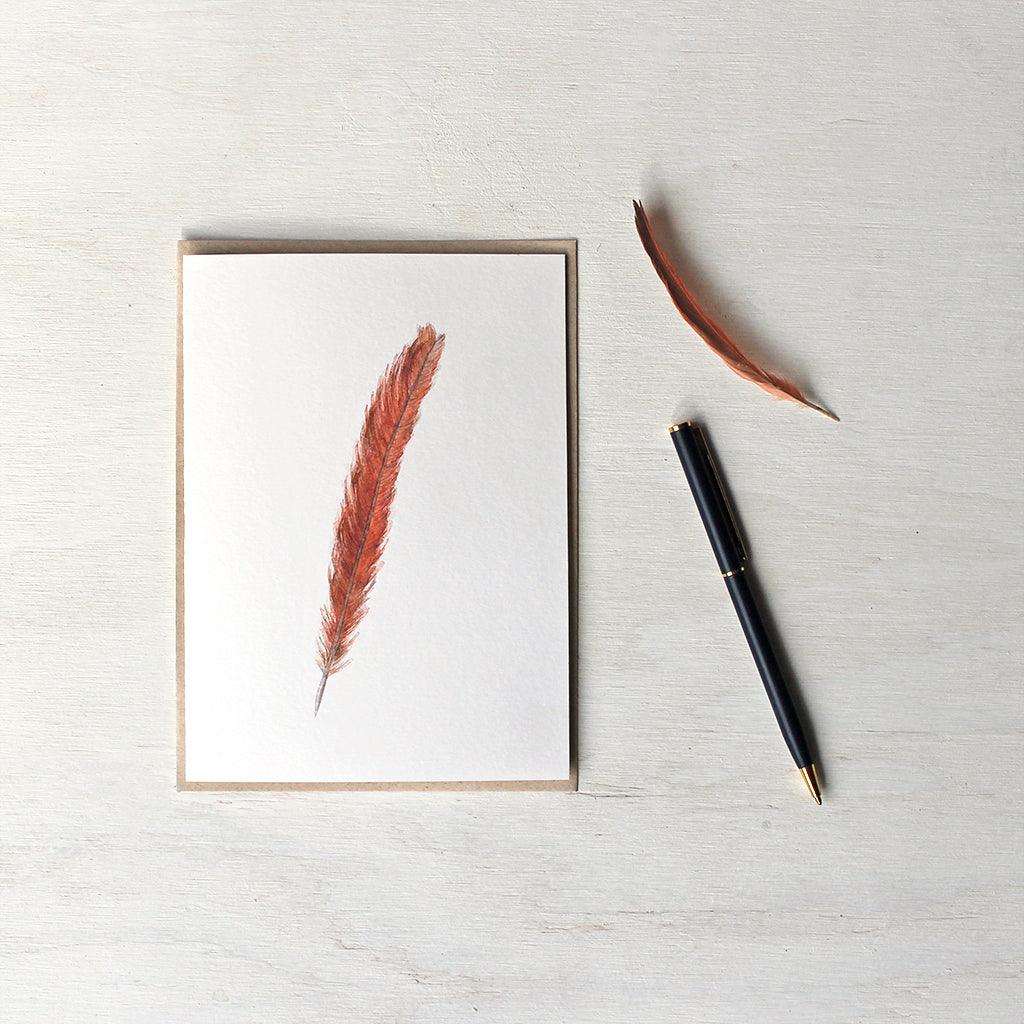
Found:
[670,423,747,575]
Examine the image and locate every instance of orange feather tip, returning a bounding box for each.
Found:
[633,200,838,422]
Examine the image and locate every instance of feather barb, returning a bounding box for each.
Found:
[315,324,446,715]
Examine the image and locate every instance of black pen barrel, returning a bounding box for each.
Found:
[724,570,812,769]
[670,424,744,574]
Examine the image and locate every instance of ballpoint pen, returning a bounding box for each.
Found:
[669,421,822,804]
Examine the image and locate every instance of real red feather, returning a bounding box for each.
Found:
[315,324,446,715]
[633,200,837,421]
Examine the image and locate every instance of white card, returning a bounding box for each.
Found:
[178,246,575,788]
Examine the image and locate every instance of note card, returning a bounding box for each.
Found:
[177,241,576,789]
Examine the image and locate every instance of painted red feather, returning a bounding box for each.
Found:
[314,324,446,715]
[633,200,838,421]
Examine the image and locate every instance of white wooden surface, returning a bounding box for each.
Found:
[2,3,1021,1021]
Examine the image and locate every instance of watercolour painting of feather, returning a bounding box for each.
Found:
[315,324,445,716]
[178,245,575,790]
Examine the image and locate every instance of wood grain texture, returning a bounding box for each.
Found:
[2,2,1021,1021]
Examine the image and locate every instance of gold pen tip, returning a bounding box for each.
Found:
[800,765,822,804]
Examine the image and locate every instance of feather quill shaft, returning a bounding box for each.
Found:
[633,200,838,421]
[315,324,445,715]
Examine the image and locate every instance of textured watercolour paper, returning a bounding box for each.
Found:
[179,246,573,788]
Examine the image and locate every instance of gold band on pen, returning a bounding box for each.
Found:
[722,567,745,578]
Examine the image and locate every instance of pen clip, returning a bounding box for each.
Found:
[692,425,748,565]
